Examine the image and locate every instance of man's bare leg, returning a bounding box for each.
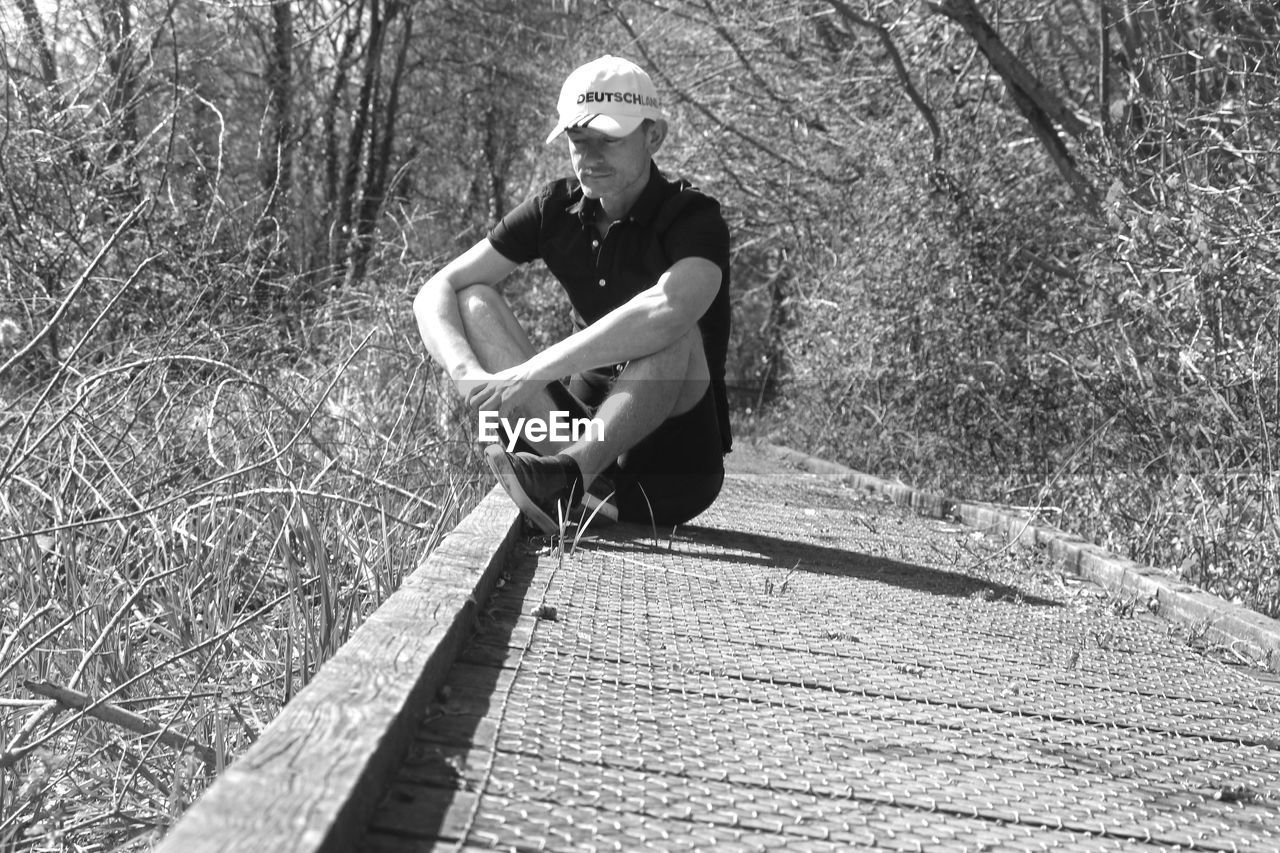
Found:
[456,282,709,474]
[565,327,710,486]
[481,328,710,532]
[459,284,713,528]
[454,283,574,455]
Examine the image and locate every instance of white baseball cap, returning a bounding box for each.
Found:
[545,55,665,144]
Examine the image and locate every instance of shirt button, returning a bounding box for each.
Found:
[598,278,606,287]
[591,239,600,248]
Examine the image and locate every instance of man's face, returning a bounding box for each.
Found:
[566,123,658,203]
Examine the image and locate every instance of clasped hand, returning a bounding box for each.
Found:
[459,364,541,416]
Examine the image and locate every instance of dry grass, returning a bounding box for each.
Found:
[0,280,485,851]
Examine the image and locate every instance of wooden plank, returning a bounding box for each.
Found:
[444,661,520,696]
[361,834,495,853]
[468,613,536,651]
[456,640,526,670]
[154,487,522,853]
[393,741,486,791]
[412,711,499,749]
[385,662,513,795]
[365,788,480,844]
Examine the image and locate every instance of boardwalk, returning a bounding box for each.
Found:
[359,446,1280,851]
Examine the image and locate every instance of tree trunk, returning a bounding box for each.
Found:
[318,9,364,283]
[473,65,518,224]
[484,104,514,223]
[264,0,295,211]
[253,0,295,304]
[331,0,387,279]
[15,0,59,96]
[96,0,141,202]
[344,3,412,289]
[1098,0,1112,136]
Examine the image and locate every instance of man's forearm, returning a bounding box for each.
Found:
[524,257,719,379]
[525,290,690,380]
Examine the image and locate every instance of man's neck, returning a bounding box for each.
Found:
[600,195,635,223]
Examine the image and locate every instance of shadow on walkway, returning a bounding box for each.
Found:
[587,523,1064,609]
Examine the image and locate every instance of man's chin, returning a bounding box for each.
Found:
[576,175,615,198]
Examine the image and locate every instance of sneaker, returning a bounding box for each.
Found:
[484,445,582,535]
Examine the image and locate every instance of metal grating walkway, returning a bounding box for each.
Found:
[361,447,1280,851]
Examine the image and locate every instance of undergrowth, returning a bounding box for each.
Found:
[0,266,485,851]
[762,131,1280,621]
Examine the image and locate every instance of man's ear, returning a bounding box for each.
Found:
[646,119,668,154]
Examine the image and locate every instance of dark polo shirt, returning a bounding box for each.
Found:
[487,161,732,452]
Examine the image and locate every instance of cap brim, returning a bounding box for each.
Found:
[545,121,569,145]
[545,113,646,145]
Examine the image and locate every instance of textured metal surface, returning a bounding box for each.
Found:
[362,448,1280,851]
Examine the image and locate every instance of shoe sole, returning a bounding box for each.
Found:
[484,444,560,535]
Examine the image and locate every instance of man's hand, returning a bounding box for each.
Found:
[459,364,542,417]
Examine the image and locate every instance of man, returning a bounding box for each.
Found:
[414,55,732,534]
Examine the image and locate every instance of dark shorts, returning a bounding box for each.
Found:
[548,371,726,526]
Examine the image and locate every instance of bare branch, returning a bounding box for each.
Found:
[23,680,216,770]
[928,0,1091,138]
[926,0,1099,211]
[607,1,845,181]
[825,0,946,165]
[15,0,59,94]
[0,198,149,384]
[0,243,160,482]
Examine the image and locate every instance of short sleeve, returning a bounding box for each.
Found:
[487,193,543,265]
[662,194,731,272]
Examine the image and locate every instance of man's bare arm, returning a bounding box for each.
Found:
[521,256,721,380]
[431,253,720,417]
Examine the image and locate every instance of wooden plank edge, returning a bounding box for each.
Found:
[756,441,1280,672]
[154,485,522,853]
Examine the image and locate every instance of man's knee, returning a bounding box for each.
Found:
[629,327,704,373]
[456,283,505,328]
[449,284,537,376]
[620,328,709,410]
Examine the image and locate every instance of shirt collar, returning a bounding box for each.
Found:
[570,161,669,226]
